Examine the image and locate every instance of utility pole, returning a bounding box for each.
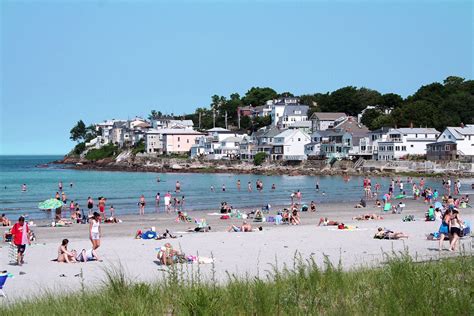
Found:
[213,109,216,128]
[225,111,228,130]
[237,108,241,129]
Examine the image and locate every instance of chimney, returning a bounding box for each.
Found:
[409,122,413,128]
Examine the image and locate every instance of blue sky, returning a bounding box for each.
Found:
[1,0,472,155]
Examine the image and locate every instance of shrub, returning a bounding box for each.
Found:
[85,144,119,161]
[72,142,86,155]
[132,139,145,155]
[254,152,267,166]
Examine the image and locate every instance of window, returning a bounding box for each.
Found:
[402,146,406,151]
[411,145,414,148]
[395,146,400,151]
[425,134,427,138]
[178,137,180,141]
[187,139,189,143]
[298,138,301,141]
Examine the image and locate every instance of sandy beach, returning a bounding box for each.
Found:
[1,198,472,303]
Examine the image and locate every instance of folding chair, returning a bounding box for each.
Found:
[8,243,17,264]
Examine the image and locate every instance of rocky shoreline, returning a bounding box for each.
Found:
[50,154,473,178]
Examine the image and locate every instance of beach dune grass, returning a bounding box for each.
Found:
[1,253,472,315]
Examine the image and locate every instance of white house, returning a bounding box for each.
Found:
[310,112,347,132]
[210,136,244,159]
[377,128,439,160]
[270,97,302,126]
[436,125,474,157]
[272,129,311,161]
[278,105,309,129]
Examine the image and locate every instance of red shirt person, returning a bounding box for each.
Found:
[11,216,31,266]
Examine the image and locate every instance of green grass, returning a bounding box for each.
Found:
[2,253,473,315]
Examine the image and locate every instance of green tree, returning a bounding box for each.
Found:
[240,115,252,130]
[148,110,163,120]
[253,152,267,166]
[378,93,403,111]
[361,108,384,130]
[70,120,87,142]
[242,87,277,106]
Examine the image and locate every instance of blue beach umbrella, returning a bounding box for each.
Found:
[38,198,63,210]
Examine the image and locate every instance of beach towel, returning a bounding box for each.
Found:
[141,231,157,239]
[383,203,392,212]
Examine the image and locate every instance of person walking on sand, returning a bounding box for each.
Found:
[449,210,463,251]
[11,216,31,266]
[139,195,146,215]
[89,212,101,250]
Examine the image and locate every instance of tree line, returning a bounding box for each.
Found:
[71,75,473,149]
[150,75,471,132]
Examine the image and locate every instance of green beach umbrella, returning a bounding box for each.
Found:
[38,198,63,210]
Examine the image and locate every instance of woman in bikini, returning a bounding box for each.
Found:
[57,239,77,263]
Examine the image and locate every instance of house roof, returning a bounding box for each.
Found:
[427,141,457,146]
[393,128,439,134]
[334,117,370,135]
[282,105,309,117]
[288,120,312,128]
[446,126,474,138]
[221,136,243,143]
[146,128,203,135]
[207,127,231,133]
[262,126,285,138]
[369,126,392,134]
[310,112,347,121]
[274,129,310,139]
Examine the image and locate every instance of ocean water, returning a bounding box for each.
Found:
[0,155,471,220]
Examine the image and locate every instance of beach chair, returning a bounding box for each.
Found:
[0,272,8,297]
[8,243,17,264]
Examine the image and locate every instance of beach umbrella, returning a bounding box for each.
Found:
[38,198,63,210]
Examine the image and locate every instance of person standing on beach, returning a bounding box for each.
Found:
[139,195,146,215]
[164,191,172,213]
[110,205,115,217]
[11,216,31,266]
[237,180,241,191]
[296,190,302,204]
[175,181,181,193]
[89,212,101,250]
